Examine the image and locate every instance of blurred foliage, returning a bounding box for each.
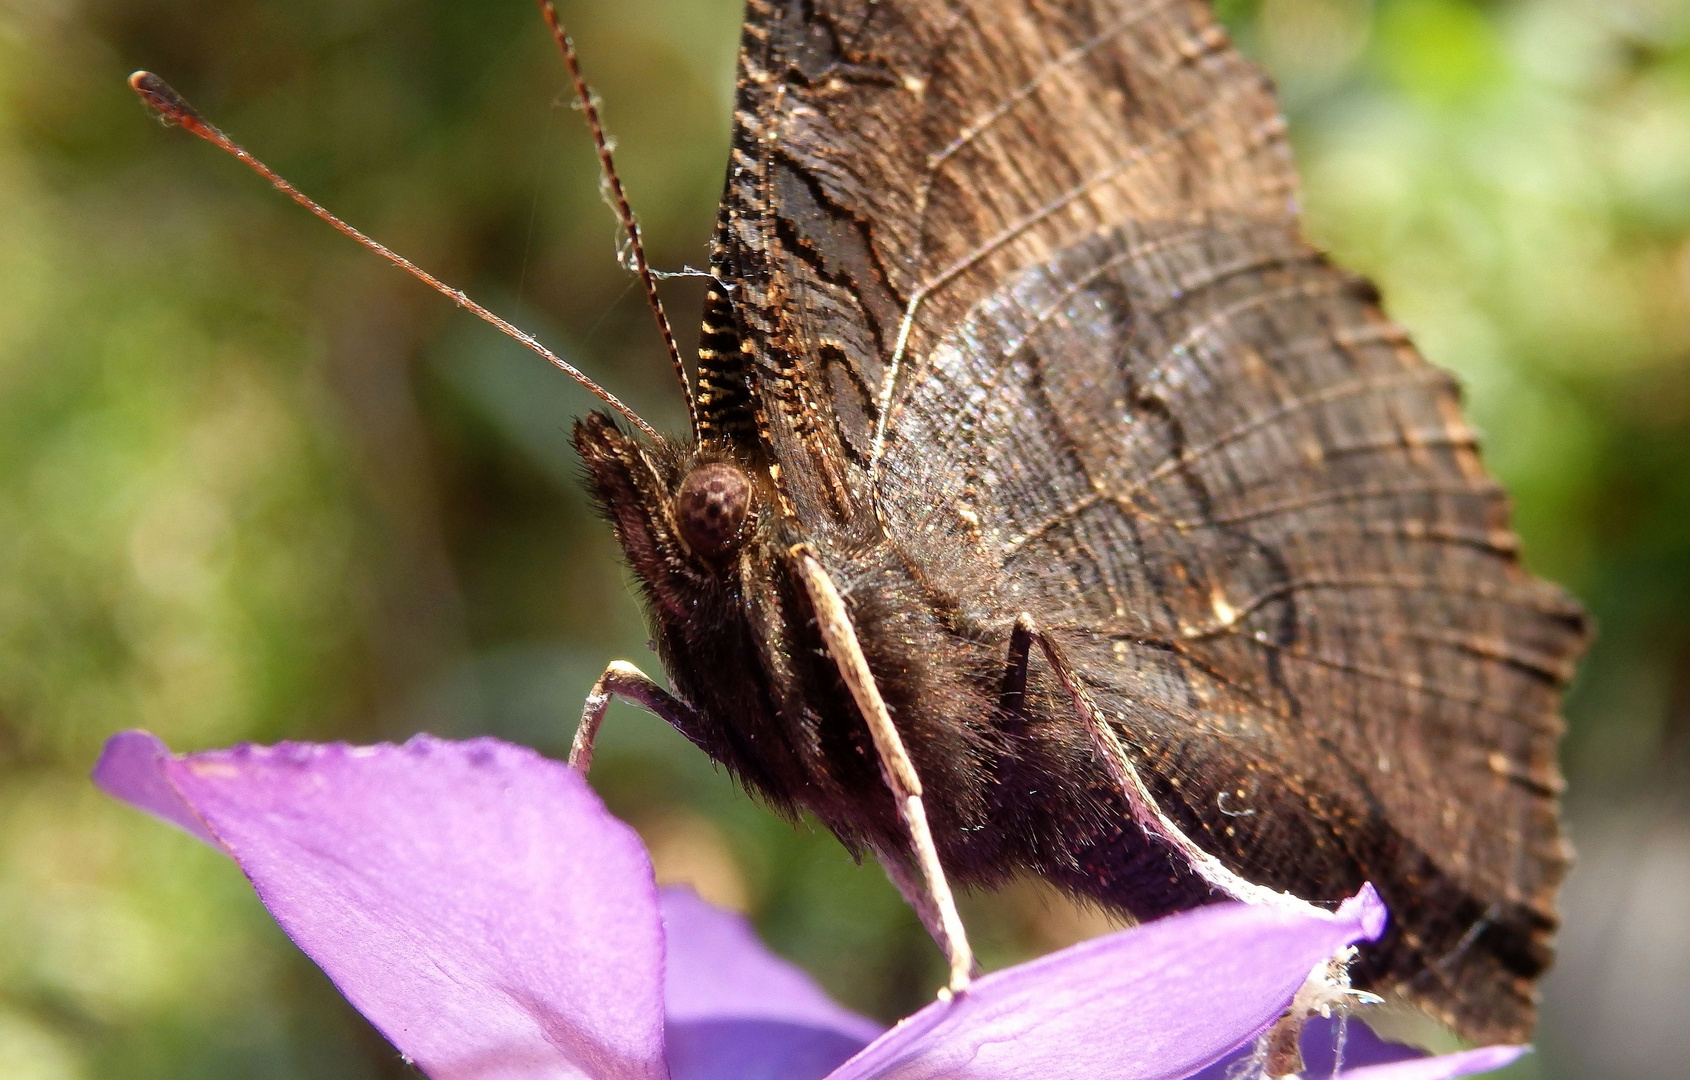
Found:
[1,1,1687,1078]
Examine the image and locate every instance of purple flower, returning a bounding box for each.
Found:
[92,731,1526,1080]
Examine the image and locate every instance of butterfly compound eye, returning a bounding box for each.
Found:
[675,462,753,560]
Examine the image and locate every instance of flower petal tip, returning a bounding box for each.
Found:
[102,731,667,1080]
[91,728,164,784]
[1339,882,1388,941]
[92,729,219,846]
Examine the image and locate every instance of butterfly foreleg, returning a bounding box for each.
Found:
[570,660,702,776]
[790,543,976,996]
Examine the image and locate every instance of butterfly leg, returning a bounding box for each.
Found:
[1033,629,1356,1074]
[571,660,701,776]
[790,543,975,996]
[1032,629,1315,913]
[869,844,980,982]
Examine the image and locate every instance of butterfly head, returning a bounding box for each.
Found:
[573,411,762,610]
[674,461,753,560]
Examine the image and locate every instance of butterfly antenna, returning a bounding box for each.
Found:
[536,1,700,441]
[127,70,662,443]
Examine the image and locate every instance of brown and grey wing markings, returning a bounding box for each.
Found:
[709,0,1585,1046]
[708,0,1293,521]
[877,216,1584,1041]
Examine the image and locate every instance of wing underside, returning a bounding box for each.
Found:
[704,0,1587,1043]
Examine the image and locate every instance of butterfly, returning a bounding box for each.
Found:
[570,0,1587,1047]
[129,0,1589,1052]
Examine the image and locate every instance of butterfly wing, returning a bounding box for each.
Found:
[706,0,1586,1045]
[705,0,1293,519]
[876,214,1585,1044]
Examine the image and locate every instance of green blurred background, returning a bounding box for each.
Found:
[2,0,1687,1076]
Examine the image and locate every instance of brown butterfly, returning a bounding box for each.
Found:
[133,0,1588,1052]
[572,0,1587,1047]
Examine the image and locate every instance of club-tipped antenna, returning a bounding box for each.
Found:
[127,70,663,443]
[536,1,699,441]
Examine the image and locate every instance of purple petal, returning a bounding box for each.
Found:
[1339,1045,1527,1080]
[93,730,667,1080]
[660,888,882,1080]
[1299,1017,1425,1073]
[827,886,1388,1080]
[1183,1015,1423,1080]
[92,729,219,844]
[660,887,882,1036]
[1185,1014,1509,1080]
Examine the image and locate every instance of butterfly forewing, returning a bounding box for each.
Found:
[708,0,1295,510]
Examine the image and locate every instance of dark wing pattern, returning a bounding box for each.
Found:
[877,217,1585,1042]
[706,0,1295,522]
[706,0,1587,1045]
